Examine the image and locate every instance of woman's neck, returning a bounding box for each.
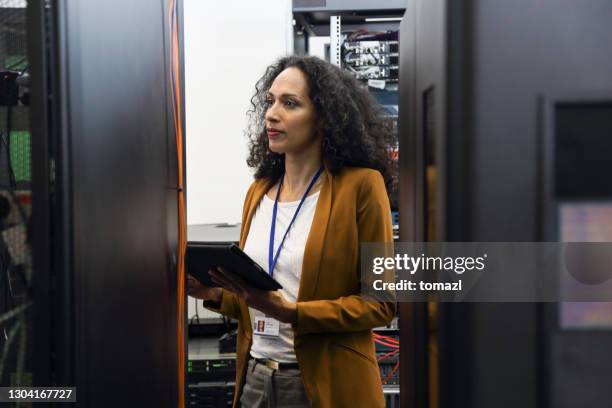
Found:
[282,150,323,196]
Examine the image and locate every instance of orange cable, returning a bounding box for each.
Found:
[374,334,400,344]
[169,0,186,406]
[377,349,399,362]
[374,338,399,349]
[383,361,400,385]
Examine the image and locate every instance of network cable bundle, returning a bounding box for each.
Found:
[374,331,400,387]
[0,5,32,389]
[341,30,399,86]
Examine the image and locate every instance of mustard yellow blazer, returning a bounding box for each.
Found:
[206,166,396,408]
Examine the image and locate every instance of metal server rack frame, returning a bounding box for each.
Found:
[327,12,401,408]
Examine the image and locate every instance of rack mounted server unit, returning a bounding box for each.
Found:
[342,40,399,81]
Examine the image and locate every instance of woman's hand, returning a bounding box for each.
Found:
[209,267,297,324]
[187,274,222,304]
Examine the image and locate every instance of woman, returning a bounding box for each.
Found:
[187,55,396,408]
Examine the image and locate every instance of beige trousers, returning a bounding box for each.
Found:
[239,358,311,408]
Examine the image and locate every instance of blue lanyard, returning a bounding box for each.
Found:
[268,166,324,277]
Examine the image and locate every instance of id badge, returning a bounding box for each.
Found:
[253,315,280,337]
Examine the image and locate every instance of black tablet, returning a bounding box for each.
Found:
[186,242,282,291]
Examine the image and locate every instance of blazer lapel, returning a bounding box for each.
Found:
[297,168,332,301]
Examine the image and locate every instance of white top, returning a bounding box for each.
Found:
[243,189,320,363]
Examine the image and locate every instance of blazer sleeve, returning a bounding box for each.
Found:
[202,288,242,320]
[202,179,260,320]
[293,171,396,335]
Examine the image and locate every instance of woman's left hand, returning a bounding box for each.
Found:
[209,267,297,324]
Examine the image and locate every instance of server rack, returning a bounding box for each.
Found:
[294,4,404,406]
[28,0,186,405]
[399,1,612,407]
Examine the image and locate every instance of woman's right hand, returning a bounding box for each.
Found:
[187,272,222,304]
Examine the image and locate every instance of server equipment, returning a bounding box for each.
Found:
[375,331,400,387]
[323,13,402,408]
[188,337,236,407]
[342,37,399,82]
[398,1,612,408]
[188,382,234,408]
[0,1,33,391]
[28,0,185,405]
